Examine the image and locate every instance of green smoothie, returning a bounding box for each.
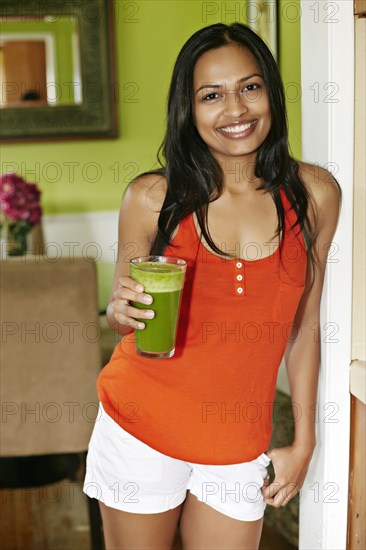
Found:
[130,258,186,358]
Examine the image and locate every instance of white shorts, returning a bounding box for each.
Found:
[83,403,271,522]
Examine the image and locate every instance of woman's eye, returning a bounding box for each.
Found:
[202,92,220,101]
[243,83,260,93]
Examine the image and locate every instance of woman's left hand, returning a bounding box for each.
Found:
[261,445,314,507]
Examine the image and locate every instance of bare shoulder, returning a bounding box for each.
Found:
[123,172,167,213]
[121,172,167,226]
[298,161,342,232]
[118,172,167,245]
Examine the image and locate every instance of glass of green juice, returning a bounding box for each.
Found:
[130,256,187,359]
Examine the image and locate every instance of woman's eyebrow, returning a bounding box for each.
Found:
[195,73,263,95]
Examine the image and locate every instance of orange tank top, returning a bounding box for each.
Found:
[97,187,307,464]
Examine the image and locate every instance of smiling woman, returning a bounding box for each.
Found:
[82,21,341,550]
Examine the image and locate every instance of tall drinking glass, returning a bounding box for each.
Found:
[130,256,187,358]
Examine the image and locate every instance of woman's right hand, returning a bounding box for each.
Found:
[110,276,155,331]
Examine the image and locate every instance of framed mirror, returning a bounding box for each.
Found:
[0,0,117,142]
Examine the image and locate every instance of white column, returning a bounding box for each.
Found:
[300,1,354,549]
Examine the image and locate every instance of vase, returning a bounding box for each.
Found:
[5,223,30,256]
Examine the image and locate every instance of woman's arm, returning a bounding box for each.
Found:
[263,164,341,507]
[286,165,341,453]
[106,174,167,335]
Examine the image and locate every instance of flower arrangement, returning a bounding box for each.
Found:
[0,173,42,256]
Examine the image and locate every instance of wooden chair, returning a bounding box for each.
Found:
[0,255,104,549]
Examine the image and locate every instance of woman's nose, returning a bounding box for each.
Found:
[222,91,249,117]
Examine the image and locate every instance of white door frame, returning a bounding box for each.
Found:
[300,1,354,548]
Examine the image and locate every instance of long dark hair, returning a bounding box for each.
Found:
[133,22,340,283]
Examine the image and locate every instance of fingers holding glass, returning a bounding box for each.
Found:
[111,277,154,330]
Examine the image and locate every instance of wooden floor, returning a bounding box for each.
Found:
[0,481,297,549]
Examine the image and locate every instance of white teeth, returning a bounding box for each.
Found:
[220,122,253,133]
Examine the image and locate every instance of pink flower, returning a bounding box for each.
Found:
[0,173,42,225]
[0,173,25,199]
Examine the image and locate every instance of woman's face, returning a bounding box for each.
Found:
[192,43,271,162]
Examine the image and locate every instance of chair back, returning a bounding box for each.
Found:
[0,256,101,456]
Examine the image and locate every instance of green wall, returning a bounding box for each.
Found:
[279,0,302,159]
[1,0,301,215]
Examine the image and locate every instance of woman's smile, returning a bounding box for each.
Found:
[216,119,258,138]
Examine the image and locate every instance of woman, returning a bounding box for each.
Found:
[83,23,341,549]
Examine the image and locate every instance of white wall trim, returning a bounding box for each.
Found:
[300,1,354,548]
[43,210,119,263]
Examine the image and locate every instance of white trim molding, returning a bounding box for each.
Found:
[300,1,354,548]
[42,210,120,263]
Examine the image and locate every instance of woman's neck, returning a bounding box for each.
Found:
[214,153,262,194]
